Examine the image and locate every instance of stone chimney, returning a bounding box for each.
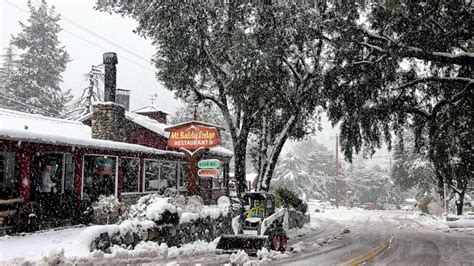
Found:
[91,52,127,142]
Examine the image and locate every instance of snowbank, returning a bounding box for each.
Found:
[287,221,319,239]
[446,213,474,228]
[5,236,220,265]
[146,197,179,221]
[0,227,88,263]
[126,194,229,224]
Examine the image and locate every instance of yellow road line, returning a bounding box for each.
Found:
[339,216,392,266]
[342,234,391,266]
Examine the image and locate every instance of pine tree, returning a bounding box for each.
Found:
[8,0,71,116]
[0,45,17,107]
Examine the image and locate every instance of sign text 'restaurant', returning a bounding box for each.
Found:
[168,125,219,149]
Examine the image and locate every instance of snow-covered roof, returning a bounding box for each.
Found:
[133,105,169,114]
[125,112,169,138]
[0,108,182,156]
[76,111,169,138]
[74,110,233,157]
[164,120,226,131]
[208,146,233,158]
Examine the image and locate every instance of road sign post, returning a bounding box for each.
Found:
[198,159,221,169]
[165,122,224,196]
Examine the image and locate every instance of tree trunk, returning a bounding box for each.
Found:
[233,134,249,196]
[260,113,298,191]
[257,116,269,191]
[456,192,465,215]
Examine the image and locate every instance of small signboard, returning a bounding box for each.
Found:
[167,125,219,150]
[198,159,221,169]
[198,168,220,177]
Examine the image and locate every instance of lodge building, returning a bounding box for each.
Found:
[0,53,233,232]
[0,105,232,231]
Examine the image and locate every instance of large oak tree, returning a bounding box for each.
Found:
[96,1,354,194]
[325,1,473,214]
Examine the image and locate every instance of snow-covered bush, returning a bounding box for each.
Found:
[273,187,308,213]
[127,194,180,225]
[163,188,178,198]
[427,194,445,217]
[178,195,204,213]
[418,196,433,214]
[93,195,122,225]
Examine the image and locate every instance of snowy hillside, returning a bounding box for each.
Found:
[271,155,335,201]
[271,140,398,205]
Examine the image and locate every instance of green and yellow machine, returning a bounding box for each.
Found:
[216,192,289,254]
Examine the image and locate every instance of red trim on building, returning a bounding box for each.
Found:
[73,151,84,203]
[19,149,31,202]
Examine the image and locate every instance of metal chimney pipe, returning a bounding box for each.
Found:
[103,52,118,102]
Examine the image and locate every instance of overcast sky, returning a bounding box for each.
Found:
[1,0,391,165]
[1,0,180,113]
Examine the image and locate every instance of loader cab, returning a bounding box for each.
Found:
[242,192,276,218]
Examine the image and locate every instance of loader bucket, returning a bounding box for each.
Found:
[216,235,268,254]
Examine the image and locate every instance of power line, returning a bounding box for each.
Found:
[0,92,57,116]
[0,90,59,115]
[62,27,156,71]
[30,0,152,65]
[5,0,156,72]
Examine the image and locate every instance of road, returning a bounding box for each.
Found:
[174,209,474,265]
[276,210,474,266]
[99,209,473,265]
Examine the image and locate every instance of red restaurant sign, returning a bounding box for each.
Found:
[167,125,219,150]
[198,168,221,177]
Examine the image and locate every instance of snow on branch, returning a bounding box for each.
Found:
[392,77,473,92]
[402,46,474,66]
[362,32,474,65]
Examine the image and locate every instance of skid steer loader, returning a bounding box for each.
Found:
[216,192,289,254]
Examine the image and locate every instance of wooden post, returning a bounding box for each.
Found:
[18,149,31,202]
[73,151,84,203]
[139,157,145,192]
[183,147,206,196]
[117,157,122,201]
[335,134,339,209]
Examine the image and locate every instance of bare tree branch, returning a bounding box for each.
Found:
[279,55,302,81]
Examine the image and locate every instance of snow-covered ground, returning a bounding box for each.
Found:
[2,199,471,265]
[0,226,87,262]
[307,199,450,230]
[0,225,219,265]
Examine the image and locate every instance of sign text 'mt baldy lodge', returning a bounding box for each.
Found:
[164,121,226,196]
[167,124,220,150]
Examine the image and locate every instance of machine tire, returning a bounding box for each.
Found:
[265,229,278,250]
[279,233,287,252]
[272,234,280,251]
[267,229,287,252]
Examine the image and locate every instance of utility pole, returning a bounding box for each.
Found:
[335,134,339,209]
[444,182,448,214]
[389,158,392,174]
